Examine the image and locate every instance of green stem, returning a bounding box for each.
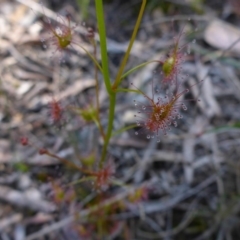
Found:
[95,0,117,167]
[95,0,147,167]
[92,39,105,140]
[112,0,147,90]
[99,93,116,167]
[95,0,112,95]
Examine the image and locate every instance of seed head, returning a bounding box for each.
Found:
[79,105,97,123]
[161,50,183,85]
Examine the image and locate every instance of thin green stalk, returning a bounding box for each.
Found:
[112,0,147,90]
[95,0,112,95]
[67,176,96,186]
[99,93,116,167]
[92,39,105,140]
[120,60,160,81]
[75,43,103,73]
[111,124,137,137]
[116,88,141,94]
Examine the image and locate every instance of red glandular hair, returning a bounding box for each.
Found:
[132,80,201,142]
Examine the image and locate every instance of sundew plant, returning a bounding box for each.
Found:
[22,0,203,239]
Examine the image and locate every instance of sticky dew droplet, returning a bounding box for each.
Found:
[182,104,187,111]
